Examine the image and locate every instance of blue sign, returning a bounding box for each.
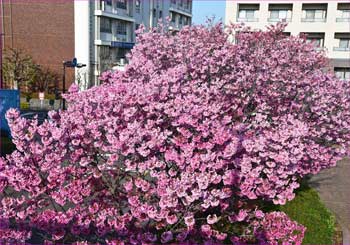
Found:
[0,90,20,136]
[111,41,135,49]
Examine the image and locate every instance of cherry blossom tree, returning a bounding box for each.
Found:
[1,22,349,244]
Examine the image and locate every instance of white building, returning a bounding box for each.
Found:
[74,0,192,89]
[225,1,350,80]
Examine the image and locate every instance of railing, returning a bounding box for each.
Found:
[237,17,259,22]
[333,47,350,51]
[336,17,350,22]
[301,17,326,22]
[268,18,291,22]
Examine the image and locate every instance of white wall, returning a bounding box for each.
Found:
[74,1,91,90]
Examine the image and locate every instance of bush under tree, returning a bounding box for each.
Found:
[1,23,350,244]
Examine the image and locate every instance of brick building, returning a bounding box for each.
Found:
[1,0,75,90]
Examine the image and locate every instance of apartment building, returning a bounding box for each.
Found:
[225,1,350,80]
[75,0,192,89]
[0,0,192,91]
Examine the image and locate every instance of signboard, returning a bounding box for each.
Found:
[111,41,135,49]
[0,90,20,136]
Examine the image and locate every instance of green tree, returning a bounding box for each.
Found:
[2,48,36,90]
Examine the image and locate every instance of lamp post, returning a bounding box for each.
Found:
[62,58,86,110]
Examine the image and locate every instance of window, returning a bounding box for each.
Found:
[171,0,176,4]
[159,10,163,19]
[237,4,259,22]
[179,15,183,25]
[171,12,176,23]
[342,10,350,18]
[179,0,183,7]
[117,21,127,35]
[304,33,325,48]
[136,23,140,30]
[302,4,327,22]
[117,0,127,9]
[270,10,287,19]
[334,33,350,51]
[334,68,350,81]
[135,0,141,13]
[100,17,112,33]
[105,0,112,5]
[184,16,189,25]
[337,3,350,22]
[268,4,292,22]
[339,39,350,48]
[153,8,157,18]
[184,0,190,9]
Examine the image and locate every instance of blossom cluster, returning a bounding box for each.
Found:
[1,22,349,244]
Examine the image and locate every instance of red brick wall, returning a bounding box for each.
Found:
[1,0,75,90]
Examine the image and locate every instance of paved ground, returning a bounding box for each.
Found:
[309,158,350,245]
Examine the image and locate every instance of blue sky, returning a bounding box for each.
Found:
[192,0,226,25]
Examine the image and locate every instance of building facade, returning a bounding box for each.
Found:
[75,0,193,89]
[225,1,350,80]
[0,0,192,91]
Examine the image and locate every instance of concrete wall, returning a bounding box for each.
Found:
[225,1,350,64]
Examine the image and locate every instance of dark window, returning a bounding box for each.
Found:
[100,17,112,33]
[153,8,157,18]
[117,21,127,35]
[117,0,127,9]
[135,0,141,13]
[335,67,350,80]
[171,12,176,22]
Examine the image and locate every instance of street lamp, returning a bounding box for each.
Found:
[62,58,86,110]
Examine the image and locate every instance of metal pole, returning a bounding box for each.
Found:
[62,62,66,110]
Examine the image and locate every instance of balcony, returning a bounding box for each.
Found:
[237,17,259,22]
[333,47,350,51]
[268,18,291,22]
[95,10,135,22]
[336,17,350,22]
[301,17,326,22]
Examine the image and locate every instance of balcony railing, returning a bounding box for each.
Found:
[301,17,326,22]
[333,47,350,51]
[336,17,350,22]
[315,47,325,51]
[268,18,291,22]
[237,17,259,22]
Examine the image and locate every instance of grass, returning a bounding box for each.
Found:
[265,179,336,245]
[0,136,15,156]
[20,102,30,109]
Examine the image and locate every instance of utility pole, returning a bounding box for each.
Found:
[62,58,86,110]
[62,61,66,109]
